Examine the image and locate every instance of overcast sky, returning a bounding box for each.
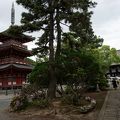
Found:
[0,0,120,50]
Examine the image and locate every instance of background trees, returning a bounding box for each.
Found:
[96,45,120,73]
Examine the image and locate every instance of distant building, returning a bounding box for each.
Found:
[106,63,120,77]
[106,50,120,78]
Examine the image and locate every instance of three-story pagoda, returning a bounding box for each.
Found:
[0,26,33,89]
[0,3,34,89]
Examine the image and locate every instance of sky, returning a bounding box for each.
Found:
[0,0,120,51]
[92,0,120,49]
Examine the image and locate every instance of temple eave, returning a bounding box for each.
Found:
[0,63,33,71]
[0,34,34,43]
[0,47,32,56]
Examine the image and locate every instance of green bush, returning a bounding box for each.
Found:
[61,86,81,106]
[99,78,108,90]
[61,93,81,106]
[64,86,74,94]
[31,99,49,108]
[10,95,28,111]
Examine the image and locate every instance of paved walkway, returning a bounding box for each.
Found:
[98,89,120,120]
[0,94,25,120]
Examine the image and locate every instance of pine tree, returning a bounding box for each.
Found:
[16,0,101,99]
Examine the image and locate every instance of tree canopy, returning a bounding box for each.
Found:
[16,0,104,99]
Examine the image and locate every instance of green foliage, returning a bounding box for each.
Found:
[28,62,49,87]
[61,86,81,106]
[86,45,120,89]
[99,78,108,90]
[5,25,23,35]
[31,99,49,108]
[10,95,28,111]
[61,94,79,105]
[62,32,103,50]
[28,40,107,92]
[96,45,120,73]
[16,0,105,98]
[2,25,34,40]
[57,46,103,88]
[16,0,101,58]
[28,35,108,93]
[25,58,36,65]
[64,86,75,94]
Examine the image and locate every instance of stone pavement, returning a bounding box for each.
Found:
[98,89,120,120]
[0,94,25,120]
[0,94,14,100]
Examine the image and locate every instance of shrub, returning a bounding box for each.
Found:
[61,86,81,106]
[31,99,49,108]
[10,95,28,111]
[99,78,108,90]
[62,93,81,106]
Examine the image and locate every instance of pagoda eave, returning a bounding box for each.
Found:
[0,46,32,57]
[0,29,36,43]
[0,63,33,72]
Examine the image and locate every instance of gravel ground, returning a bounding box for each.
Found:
[0,94,52,120]
[0,91,107,120]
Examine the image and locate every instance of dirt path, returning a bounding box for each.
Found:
[0,110,17,120]
[0,91,107,120]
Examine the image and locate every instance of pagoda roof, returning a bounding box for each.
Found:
[0,26,35,43]
[0,47,32,57]
[0,63,33,71]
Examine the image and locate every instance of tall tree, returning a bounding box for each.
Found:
[16,0,100,98]
[16,0,57,98]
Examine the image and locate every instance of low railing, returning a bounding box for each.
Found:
[0,57,29,64]
[0,40,27,50]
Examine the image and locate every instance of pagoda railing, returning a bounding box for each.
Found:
[0,40,27,50]
[0,57,29,64]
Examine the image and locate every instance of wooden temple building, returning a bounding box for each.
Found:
[0,3,33,89]
[0,26,33,89]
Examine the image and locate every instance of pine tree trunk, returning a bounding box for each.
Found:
[47,2,57,99]
[55,7,61,59]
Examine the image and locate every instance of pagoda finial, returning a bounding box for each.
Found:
[11,2,15,26]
